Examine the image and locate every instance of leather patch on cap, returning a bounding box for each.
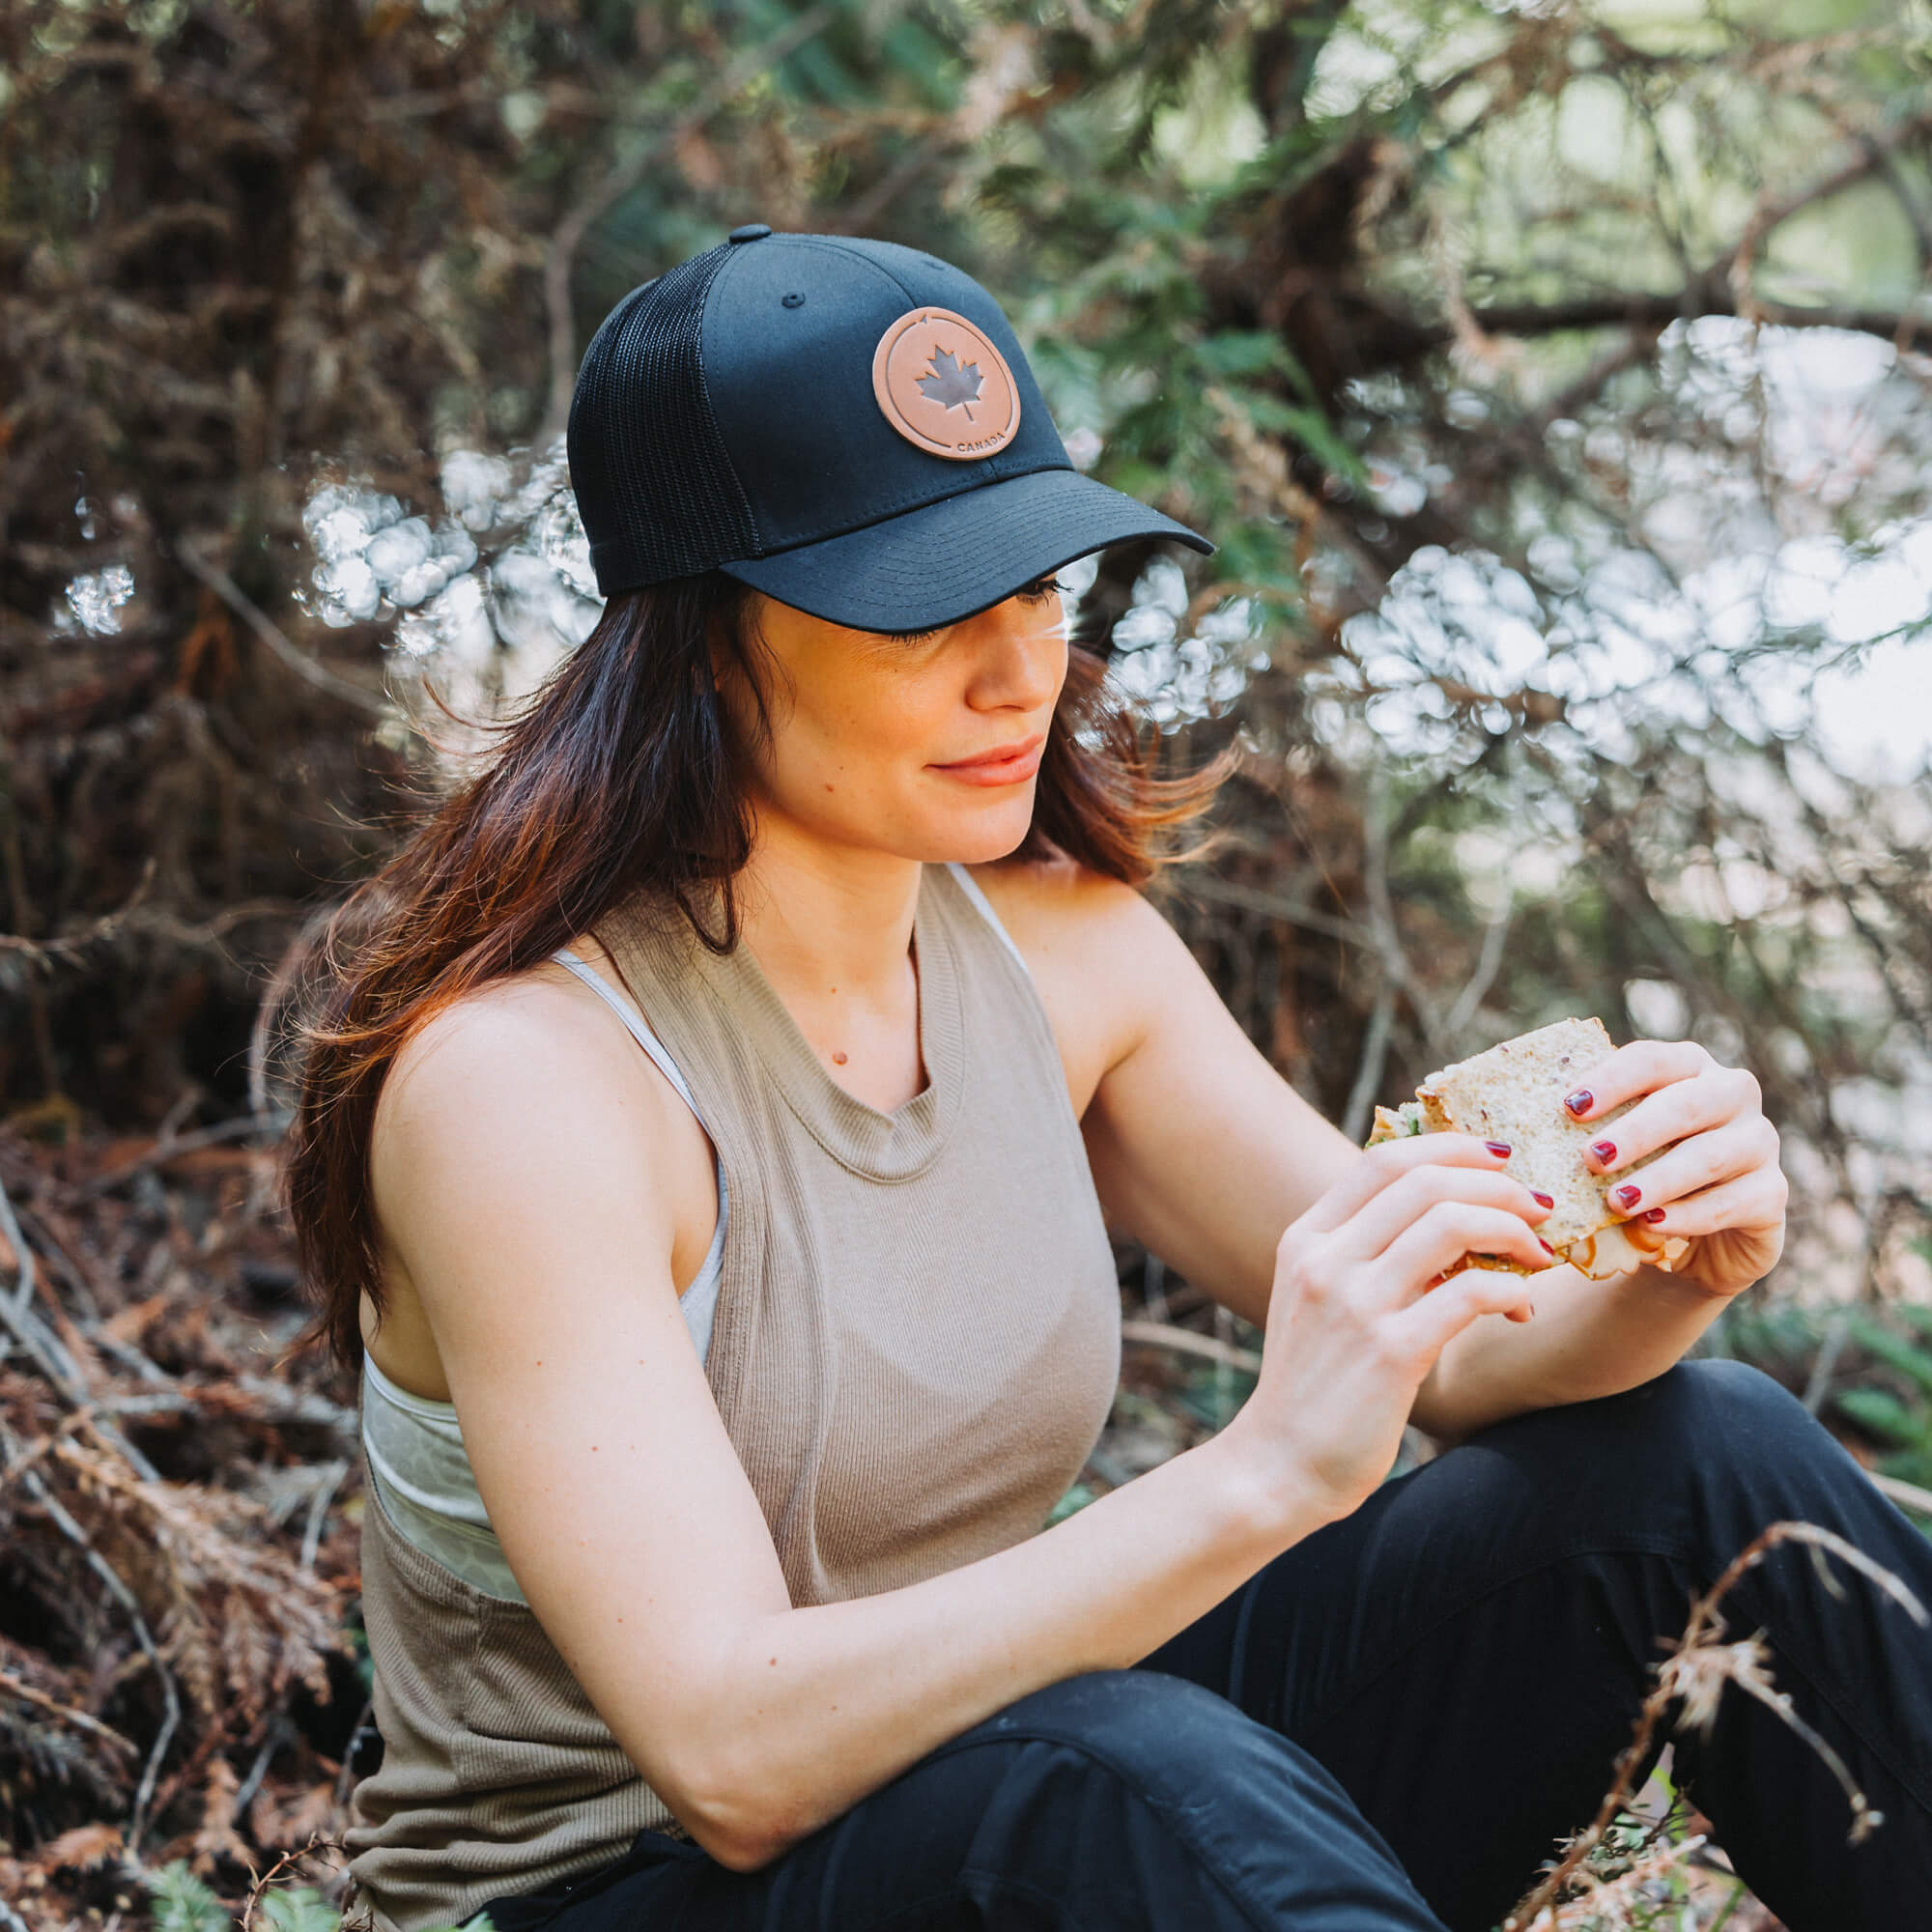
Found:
[871,307,1021,461]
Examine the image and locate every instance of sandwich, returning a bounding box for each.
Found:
[1367,1015,1690,1281]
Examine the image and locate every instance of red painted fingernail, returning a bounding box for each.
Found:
[1539,1237,1555,1255]
[1590,1140,1617,1164]
[1614,1183,1641,1209]
[1564,1090,1592,1115]
[1532,1190,1555,1208]
[1486,1140,1512,1158]
[1644,1208,1666,1223]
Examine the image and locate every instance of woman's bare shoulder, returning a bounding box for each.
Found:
[376,954,638,1136]
[963,852,1157,965]
[366,952,713,1344]
[964,846,1133,913]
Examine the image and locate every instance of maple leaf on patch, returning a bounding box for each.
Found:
[917,345,982,417]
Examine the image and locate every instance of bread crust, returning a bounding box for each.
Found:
[1368,1017,1691,1281]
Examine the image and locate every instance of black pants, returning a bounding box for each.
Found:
[474,1361,1932,1931]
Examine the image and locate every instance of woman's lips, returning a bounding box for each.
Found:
[931,736,1045,785]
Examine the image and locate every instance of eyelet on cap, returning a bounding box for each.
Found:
[727,222,773,243]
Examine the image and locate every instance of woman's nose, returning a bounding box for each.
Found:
[968,598,1064,705]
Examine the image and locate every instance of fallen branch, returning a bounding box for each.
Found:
[74,1386,357,1466]
[0,1171,37,1318]
[1120,1320,1261,1376]
[0,1255,165,1485]
[72,1108,292,1200]
[0,1668,138,1762]
[300,1459,352,1573]
[1868,1470,1932,1519]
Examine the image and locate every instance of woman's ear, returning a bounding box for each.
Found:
[704,620,731,696]
[706,592,785,762]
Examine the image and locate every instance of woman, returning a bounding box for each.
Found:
[289,229,1932,1932]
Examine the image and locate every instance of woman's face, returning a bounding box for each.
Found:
[716,574,1070,866]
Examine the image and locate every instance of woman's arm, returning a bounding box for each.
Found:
[371,974,1549,1873]
[977,859,1363,1330]
[1052,876,1787,1444]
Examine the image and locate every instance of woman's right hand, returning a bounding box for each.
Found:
[1226,1134,1558,1522]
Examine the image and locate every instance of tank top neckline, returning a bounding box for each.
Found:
[687,860,967,1183]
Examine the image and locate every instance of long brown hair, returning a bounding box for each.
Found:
[283,568,1239,1374]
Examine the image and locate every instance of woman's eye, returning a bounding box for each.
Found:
[882,577,1061,646]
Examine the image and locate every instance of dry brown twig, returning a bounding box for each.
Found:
[239,1831,352,1930]
[1504,1520,1928,1929]
[0,1668,138,1763]
[1119,1320,1263,1376]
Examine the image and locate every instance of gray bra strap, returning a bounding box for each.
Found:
[551,948,709,1121]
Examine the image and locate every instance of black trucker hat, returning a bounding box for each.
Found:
[566,223,1214,634]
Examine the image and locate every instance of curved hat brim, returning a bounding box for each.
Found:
[716,467,1213,635]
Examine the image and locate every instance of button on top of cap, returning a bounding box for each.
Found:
[727,222,773,243]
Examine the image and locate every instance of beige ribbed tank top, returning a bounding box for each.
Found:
[343,860,1122,1931]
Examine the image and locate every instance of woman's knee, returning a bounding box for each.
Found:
[1619,1356,1817,1443]
[1450,1355,1866,1563]
[962,1668,1262,1793]
[1602,1358,1865,1510]
[937,1673,1446,1928]
[1482,1356,1823,1472]
[951,1668,1375,1832]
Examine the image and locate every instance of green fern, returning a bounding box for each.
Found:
[1045,1481,1096,1524]
[1835,1386,1924,1446]
[254,1889,497,1932]
[145,1862,231,1932]
[143,1861,496,1932]
[259,1888,345,1932]
[1833,1317,1932,1492]
[1848,1316,1932,1399]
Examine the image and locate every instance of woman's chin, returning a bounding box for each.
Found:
[919,805,1037,866]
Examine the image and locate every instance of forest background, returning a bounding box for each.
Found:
[4,0,1932,1925]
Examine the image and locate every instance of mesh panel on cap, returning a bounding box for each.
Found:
[567,243,760,594]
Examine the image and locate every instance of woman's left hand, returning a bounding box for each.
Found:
[1561,1039,1788,1298]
